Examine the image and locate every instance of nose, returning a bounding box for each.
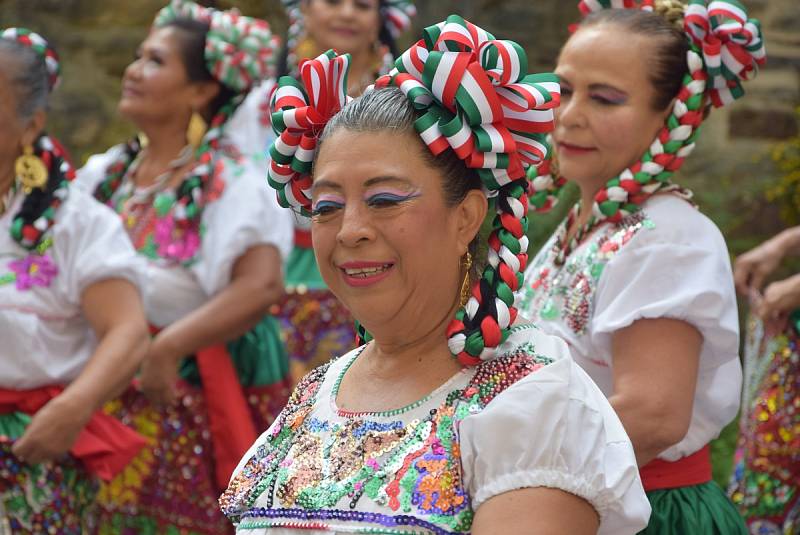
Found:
[556,93,586,130]
[123,58,142,82]
[338,0,357,19]
[336,203,375,248]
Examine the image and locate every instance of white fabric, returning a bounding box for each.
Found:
[76,145,293,327]
[230,324,650,534]
[225,79,277,159]
[0,187,144,389]
[518,195,741,461]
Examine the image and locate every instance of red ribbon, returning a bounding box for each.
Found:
[639,444,712,492]
[0,386,146,481]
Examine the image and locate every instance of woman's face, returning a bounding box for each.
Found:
[311,129,486,341]
[302,0,382,57]
[0,54,40,182]
[119,27,201,127]
[553,25,671,188]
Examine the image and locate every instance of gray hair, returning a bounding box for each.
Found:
[0,39,50,122]
[318,86,482,208]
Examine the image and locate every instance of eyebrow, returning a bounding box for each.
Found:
[557,73,628,94]
[311,175,413,194]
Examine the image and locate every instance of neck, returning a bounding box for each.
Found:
[346,47,377,96]
[0,164,14,198]
[363,298,463,381]
[139,122,190,166]
[576,184,597,228]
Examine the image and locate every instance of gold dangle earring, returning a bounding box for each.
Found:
[15,144,48,194]
[459,251,473,307]
[186,111,207,150]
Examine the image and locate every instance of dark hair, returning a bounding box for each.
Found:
[276,0,399,79]
[579,8,689,110]
[162,17,235,118]
[0,39,50,121]
[318,87,484,274]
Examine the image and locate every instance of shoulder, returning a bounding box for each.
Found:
[632,195,726,250]
[75,144,129,194]
[55,185,123,231]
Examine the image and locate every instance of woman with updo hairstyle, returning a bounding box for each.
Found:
[227,0,418,381]
[75,1,293,532]
[220,16,651,535]
[0,28,149,533]
[517,0,765,532]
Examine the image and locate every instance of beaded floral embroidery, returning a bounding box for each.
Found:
[0,238,57,291]
[220,331,552,534]
[517,211,654,335]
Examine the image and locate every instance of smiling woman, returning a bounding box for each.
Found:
[220,15,652,535]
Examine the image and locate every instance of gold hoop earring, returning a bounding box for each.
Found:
[186,111,207,150]
[15,145,48,194]
[459,251,473,307]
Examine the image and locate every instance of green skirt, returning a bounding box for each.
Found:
[641,481,748,534]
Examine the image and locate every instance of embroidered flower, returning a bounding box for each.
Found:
[9,253,58,290]
[153,215,201,263]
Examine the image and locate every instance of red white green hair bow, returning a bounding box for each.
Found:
[268,50,351,213]
[1,28,61,91]
[528,0,765,264]
[155,0,279,93]
[376,14,560,366]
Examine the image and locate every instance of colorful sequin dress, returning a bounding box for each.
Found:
[220,323,652,534]
[76,145,295,534]
[728,313,800,534]
[517,194,746,534]
[0,187,145,534]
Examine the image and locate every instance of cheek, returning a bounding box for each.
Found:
[596,109,656,162]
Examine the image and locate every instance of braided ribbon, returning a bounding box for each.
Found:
[529,0,765,261]
[268,50,351,213]
[155,0,278,93]
[376,14,559,365]
[1,27,61,91]
[684,0,766,107]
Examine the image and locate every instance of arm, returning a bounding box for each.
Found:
[139,244,284,404]
[472,488,599,535]
[609,318,701,466]
[734,226,800,294]
[12,278,149,464]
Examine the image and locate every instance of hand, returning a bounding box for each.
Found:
[756,273,800,323]
[138,343,180,406]
[12,395,92,464]
[734,238,786,295]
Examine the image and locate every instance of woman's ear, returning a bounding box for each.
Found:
[455,189,488,256]
[189,80,221,116]
[20,108,46,149]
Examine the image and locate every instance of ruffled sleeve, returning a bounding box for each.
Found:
[190,155,293,296]
[459,342,650,534]
[590,198,739,371]
[54,187,145,304]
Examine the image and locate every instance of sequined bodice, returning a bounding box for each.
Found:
[220,325,552,534]
[517,212,654,338]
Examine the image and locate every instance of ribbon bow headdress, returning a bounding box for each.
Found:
[268,50,352,213]
[529,0,766,263]
[370,14,560,365]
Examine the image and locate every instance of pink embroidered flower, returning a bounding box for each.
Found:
[153,215,201,263]
[9,254,58,290]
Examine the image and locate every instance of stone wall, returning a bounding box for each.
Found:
[1,0,798,248]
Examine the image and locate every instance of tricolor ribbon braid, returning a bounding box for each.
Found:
[1,27,61,91]
[268,50,352,214]
[155,0,279,92]
[528,0,764,263]
[12,134,73,251]
[684,0,765,107]
[281,0,415,77]
[375,14,560,365]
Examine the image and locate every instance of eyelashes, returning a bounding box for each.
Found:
[310,190,421,218]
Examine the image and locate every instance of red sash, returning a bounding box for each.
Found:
[639,444,712,492]
[0,386,146,481]
[294,228,312,249]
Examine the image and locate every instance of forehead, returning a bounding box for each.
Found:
[558,25,654,86]
[313,129,437,187]
[142,26,182,54]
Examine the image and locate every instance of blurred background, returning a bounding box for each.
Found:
[1,0,799,484]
